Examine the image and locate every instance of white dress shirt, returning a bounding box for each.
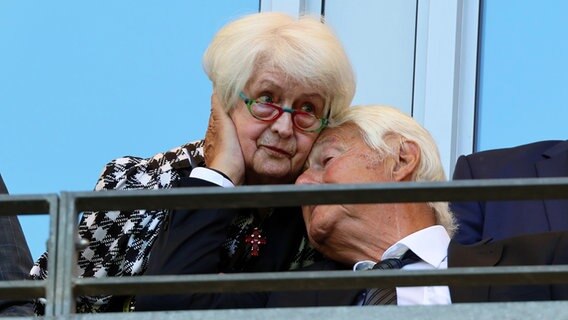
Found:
[353,225,452,305]
[189,167,234,187]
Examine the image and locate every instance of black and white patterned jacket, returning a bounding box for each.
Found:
[30,140,315,313]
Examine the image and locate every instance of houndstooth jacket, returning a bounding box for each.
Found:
[29,140,315,313]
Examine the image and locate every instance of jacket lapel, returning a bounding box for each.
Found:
[311,260,360,306]
[535,141,568,231]
[447,239,503,302]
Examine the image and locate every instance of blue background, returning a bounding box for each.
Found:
[476,1,568,150]
[1,1,258,259]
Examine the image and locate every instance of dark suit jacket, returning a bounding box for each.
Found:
[451,140,568,244]
[135,177,308,311]
[135,191,568,310]
[448,231,568,302]
[0,174,34,316]
[266,231,568,306]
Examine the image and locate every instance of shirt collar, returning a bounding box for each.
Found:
[382,225,450,268]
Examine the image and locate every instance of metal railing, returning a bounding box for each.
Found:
[2,177,568,319]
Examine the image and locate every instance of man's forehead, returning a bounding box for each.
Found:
[314,124,358,148]
[306,130,343,166]
[314,131,342,148]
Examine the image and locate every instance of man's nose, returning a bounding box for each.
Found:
[296,168,321,185]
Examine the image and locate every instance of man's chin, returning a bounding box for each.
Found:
[307,220,331,245]
[301,205,314,218]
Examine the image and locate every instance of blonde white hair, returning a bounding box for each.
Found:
[334,105,457,236]
[203,12,355,120]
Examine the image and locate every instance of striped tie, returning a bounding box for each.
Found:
[362,251,420,305]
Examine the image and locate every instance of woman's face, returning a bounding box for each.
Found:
[230,67,326,185]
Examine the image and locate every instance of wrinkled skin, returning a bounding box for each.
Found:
[204,93,246,185]
[205,67,326,185]
[296,124,434,264]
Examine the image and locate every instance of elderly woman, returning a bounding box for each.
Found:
[30,12,355,313]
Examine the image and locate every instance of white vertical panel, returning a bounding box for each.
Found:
[453,0,479,165]
[324,0,417,115]
[414,0,479,177]
[411,0,430,125]
[260,0,302,17]
[421,1,460,178]
[302,0,323,17]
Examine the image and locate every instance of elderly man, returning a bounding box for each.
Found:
[290,105,455,305]
[137,106,568,309]
[265,105,568,306]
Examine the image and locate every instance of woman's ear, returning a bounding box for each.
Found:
[392,139,420,181]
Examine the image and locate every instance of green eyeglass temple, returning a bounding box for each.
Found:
[239,92,328,133]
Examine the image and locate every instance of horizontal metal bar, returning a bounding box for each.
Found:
[71,177,568,211]
[74,265,568,296]
[62,301,568,320]
[0,194,58,215]
[0,280,46,299]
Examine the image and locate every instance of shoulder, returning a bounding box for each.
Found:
[94,140,206,191]
[454,140,566,178]
[463,140,564,163]
[490,231,568,265]
[493,230,568,249]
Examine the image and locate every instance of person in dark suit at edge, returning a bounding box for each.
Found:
[136,105,568,310]
[451,140,568,244]
[0,173,34,316]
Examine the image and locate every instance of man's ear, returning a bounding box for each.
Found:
[392,139,420,181]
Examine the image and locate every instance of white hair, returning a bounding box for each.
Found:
[203,12,355,119]
[333,105,457,236]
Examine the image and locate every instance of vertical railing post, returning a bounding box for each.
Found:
[43,195,60,317]
[53,192,78,316]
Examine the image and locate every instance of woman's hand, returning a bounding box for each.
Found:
[204,92,245,185]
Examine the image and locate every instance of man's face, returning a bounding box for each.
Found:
[230,67,326,185]
[296,124,394,261]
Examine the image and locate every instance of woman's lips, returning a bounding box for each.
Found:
[262,145,292,157]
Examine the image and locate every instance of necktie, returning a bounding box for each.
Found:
[362,250,420,305]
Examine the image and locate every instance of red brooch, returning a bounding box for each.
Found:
[244,227,267,256]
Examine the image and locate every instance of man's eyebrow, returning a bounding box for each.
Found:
[313,135,338,148]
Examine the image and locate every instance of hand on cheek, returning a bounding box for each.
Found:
[204,92,246,185]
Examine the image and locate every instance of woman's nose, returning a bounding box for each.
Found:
[271,111,294,138]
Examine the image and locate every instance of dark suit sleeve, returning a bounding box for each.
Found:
[496,232,568,301]
[0,175,35,316]
[449,231,568,302]
[135,177,267,311]
[450,155,485,244]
